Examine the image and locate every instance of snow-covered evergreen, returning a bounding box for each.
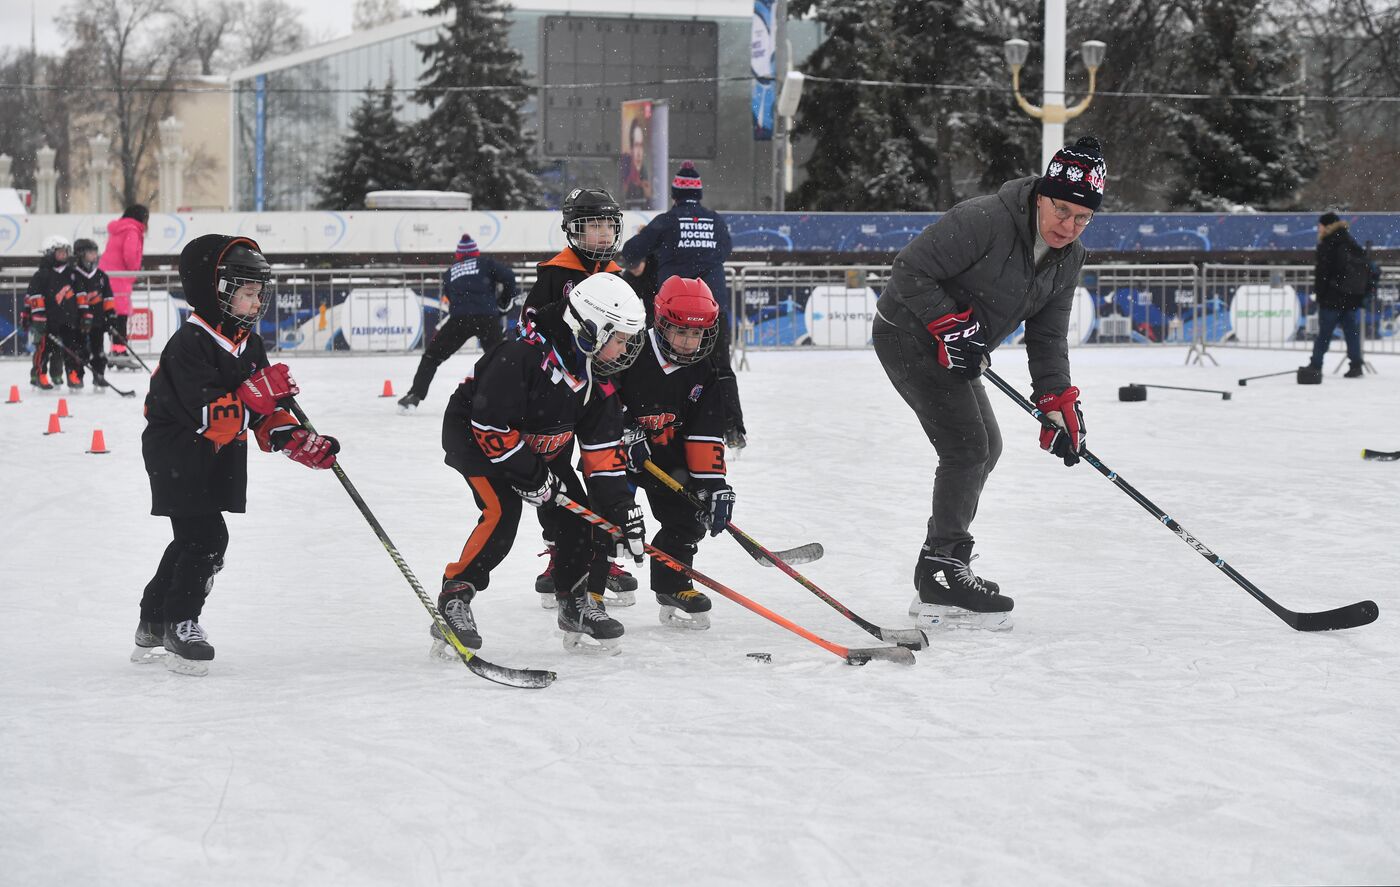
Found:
[409,0,542,209]
[316,84,413,210]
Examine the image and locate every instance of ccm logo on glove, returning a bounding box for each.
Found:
[1036,386,1086,467]
[927,308,990,380]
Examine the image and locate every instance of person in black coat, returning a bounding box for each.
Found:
[398,233,518,410]
[134,234,340,675]
[1306,212,1368,377]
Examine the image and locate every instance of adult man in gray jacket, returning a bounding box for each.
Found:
[873,135,1106,631]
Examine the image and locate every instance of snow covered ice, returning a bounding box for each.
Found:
[2,345,1397,885]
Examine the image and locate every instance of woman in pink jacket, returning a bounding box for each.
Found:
[98,204,148,363]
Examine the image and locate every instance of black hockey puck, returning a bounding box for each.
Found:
[1297,366,1322,385]
[746,652,772,662]
[1118,384,1147,402]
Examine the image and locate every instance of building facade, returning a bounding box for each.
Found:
[227,0,820,212]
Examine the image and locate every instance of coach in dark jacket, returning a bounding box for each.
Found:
[874,135,1106,631]
[1306,212,1367,377]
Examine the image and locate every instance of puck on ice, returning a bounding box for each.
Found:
[746,652,772,662]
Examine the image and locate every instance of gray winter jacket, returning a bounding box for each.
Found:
[875,175,1085,397]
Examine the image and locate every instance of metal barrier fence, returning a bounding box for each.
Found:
[732,262,1400,358]
[4,262,1397,359]
[0,266,535,359]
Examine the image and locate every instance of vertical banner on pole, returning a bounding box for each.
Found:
[751,0,776,141]
[254,74,267,212]
[619,100,669,212]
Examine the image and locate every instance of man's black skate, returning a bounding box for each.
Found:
[430,580,482,660]
[163,620,215,676]
[397,392,422,411]
[908,541,1013,631]
[557,586,624,655]
[67,370,83,390]
[655,588,711,630]
[31,371,53,390]
[93,372,110,389]
[130,620,168,664]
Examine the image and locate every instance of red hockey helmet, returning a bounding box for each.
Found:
[654,276,719,365]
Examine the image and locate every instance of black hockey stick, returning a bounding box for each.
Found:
[109,330,154,373]
[285,398,556,689]
[45,333,138,397]
[555,493,914,665]
[983,369,1379,632]
[642,460,927,650]
[1361,449,1400,461]
[1236,369,1294,386]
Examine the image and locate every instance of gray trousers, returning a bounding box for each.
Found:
[872,317,1002,552]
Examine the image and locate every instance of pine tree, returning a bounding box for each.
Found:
[316,83,412,210]
[1161,0,1315,209]
[410,0,542,209]
[789,0,1035,211]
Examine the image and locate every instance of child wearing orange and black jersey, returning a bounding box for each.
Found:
[71,238,116,386]
[519,187,641,603]
[136,234,339,675]
[615,276,734,629]
[24,239,76,389]
[435,273,648,654]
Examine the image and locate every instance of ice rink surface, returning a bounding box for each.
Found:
[2,344,1397,886]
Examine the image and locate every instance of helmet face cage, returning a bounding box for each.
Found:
[591,328,645,376]
[73,238,99,271]
[563,213,622,262]
[657,314,719,365]
[216,264,274,330]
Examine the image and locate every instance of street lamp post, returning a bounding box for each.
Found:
[1003,0,1106,172]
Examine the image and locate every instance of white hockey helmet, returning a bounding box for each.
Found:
[41,234,72,261]
[565,273,646,375]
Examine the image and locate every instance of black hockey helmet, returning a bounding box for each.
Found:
[561,187,622,262]
[73,237,100,271]
[179,234,272,331]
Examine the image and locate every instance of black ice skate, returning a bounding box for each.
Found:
[655,588,711,630]
[31,371,53,390]
[396,392,422,412]
[430,580,482,661]
[92,372,110,390]
[163,620,215,676]
[605,559,638,606]
[130,620,168,664]
[67,370,83,390]
[908,542,1013,631]
[557,584,624,655]
[535,546,558,608]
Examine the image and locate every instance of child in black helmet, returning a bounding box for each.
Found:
[71,238,115,388]
[519,187,640,605]
[134,234,341,676]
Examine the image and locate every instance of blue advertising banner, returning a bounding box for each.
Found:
[254,75,267,213]
[718,212,1400,254]
[751,0,776,140]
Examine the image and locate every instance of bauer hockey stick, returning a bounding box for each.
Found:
[553,492,914,665]
[983,369,1379,632]
[285,398,556,689]
[642,460,927,650]
[45,333,138,397]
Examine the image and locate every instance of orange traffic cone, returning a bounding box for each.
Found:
[5,385,19,404]
[43,413,63,435]
[380,379,395,398]
[87,428,110,454]
[56,397,71,418]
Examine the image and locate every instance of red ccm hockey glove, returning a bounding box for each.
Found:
[927,308,989,380]
[237,363,299,414]
[1036,386,1086,467]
